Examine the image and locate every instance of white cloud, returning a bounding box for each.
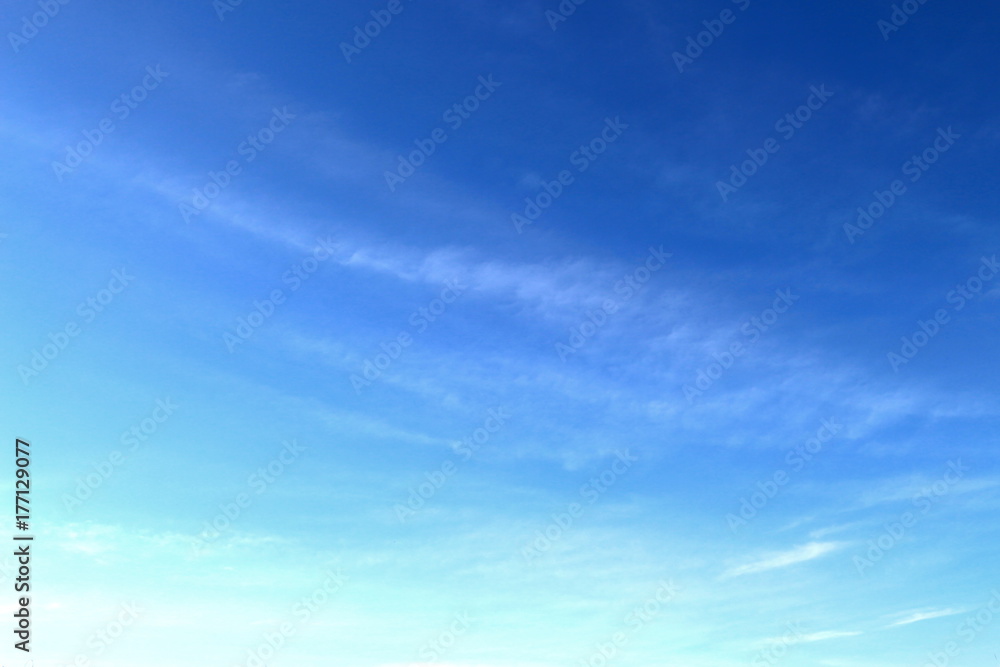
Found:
[886,608,963,627]
[722,541,845,578]
[761,629,862,645]
[798,630,863,642]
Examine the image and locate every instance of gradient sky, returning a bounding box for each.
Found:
[2,0,1000,666]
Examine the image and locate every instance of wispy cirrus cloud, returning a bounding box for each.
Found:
[722,541,845,579]
[885,608,964,627]
[797,630,863,642]
[759,629,863,645]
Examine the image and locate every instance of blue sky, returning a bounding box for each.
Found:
[2,0,1000,665]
